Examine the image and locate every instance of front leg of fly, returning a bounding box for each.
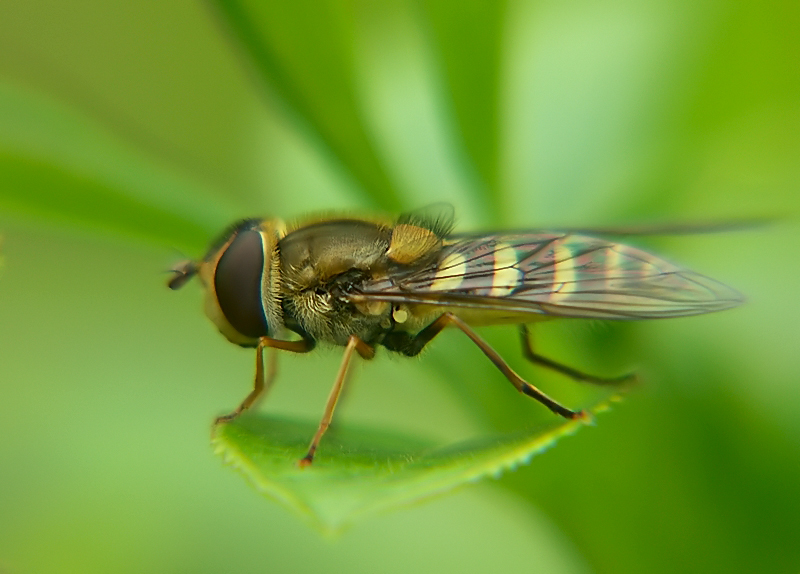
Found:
[213,336,315,426]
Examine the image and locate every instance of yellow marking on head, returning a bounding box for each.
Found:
[489,243,521,297]
[387,224,442,264]
[430,252,466,291]
[549,239,577,303]
[258,219,287,333]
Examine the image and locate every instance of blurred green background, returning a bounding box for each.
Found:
[1,0,798,572]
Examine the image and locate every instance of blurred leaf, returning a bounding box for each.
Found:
[212,394,621,534]
[207,0,403,211]
[0,82,238,251]
[419,0,507,208]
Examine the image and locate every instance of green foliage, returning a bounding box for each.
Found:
[1,0,798,573]
[0,83,234,250]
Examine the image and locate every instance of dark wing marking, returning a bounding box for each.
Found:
[354,233,744,320]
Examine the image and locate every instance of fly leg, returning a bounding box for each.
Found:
[214,336,314,425]
[519,325,636,385]
[383,313,585,420]
[299,335,375,468]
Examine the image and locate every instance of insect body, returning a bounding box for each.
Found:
[170,210,743,466]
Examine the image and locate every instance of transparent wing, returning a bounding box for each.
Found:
[355,233,744,320]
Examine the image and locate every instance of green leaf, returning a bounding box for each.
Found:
[207,0,404,211]
[419,0,508,212]
[0,82,239,251]
[212,393,622,534]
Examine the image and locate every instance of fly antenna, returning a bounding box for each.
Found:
[167,259,198,290]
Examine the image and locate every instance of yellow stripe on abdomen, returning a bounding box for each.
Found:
[549,238,577,303]
[490,243,521,297]
[430,252,467,291]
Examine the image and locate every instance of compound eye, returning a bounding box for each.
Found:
[214,229,269,338]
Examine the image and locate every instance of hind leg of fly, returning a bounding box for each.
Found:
[519,325,636,385]
[383,313,586,421]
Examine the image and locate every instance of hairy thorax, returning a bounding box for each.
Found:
[278,219,394,346]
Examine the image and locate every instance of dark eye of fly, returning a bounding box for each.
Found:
[214,229,269,338]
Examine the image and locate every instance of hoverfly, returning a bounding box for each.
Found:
[169,208,743,466]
